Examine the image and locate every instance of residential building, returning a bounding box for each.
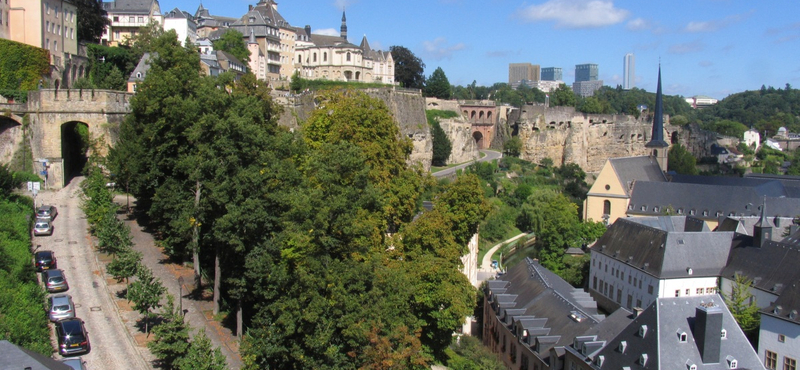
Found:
[572,80,604,97]
[509,63,540,85]
[225,0,286,83]
[101,0,163,46]
[126,52,151,93]
[685,95,719,108]
[588,216,732,313]
[541,67,562,81]
[623,53,634,90]
[759,282,800,370]
[163,7,196,44]
[0,0,9,39]
[246,29,266,81]
[6,0,83,88]
[193,3,235,39]
[565,296,765,370]
[575,63,598,82]
[744,128,761,151]
[532,80,563,93]
[484,258,631,370]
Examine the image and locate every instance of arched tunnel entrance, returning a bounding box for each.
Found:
[61,121,90,185]
[472,131,484,149]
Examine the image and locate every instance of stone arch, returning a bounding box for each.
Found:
[479,111,484,121]
[470,111,476,120]
[61,121,90,186]
[487,111,492,122]
[78,65,84,78]
[63,64,71,88]
[472,131,484,149]
[355,71,360,80]
[463,110,468,117]
[344,70,353,81]
[671,131,679,144]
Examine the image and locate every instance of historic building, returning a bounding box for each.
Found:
[163,7,196,45]
[101,0,162,46]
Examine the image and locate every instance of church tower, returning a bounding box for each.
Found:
[340,10,348,40]
[645,65,670,172]
[754,196,774,248]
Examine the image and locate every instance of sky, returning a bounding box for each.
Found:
[161,0,800,99]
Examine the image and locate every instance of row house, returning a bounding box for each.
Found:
[101,0,162,46]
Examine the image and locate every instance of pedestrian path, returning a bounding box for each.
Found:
[475,233,528,287]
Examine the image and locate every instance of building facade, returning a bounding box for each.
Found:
[623,53,634,90]
[541,67,562,81]
[163,7,196,44]
[575,63,598,82]
[509,63,540,85]
[101,0,163,46]
[572,80,603,97]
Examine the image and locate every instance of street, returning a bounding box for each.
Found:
[34,178,148,370]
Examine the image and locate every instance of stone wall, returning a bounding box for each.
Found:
[438,118,479,164]
[0,117,23,165]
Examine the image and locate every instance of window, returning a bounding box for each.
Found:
[346,52,351,61]
[766,351,777,370]
[697,288,704,294]
[648,285,654,294]
[46,21,50,33]
[636,299,642,308]
[634,277,638,287]
[313,53,317,62]
[612,268,615,276]
[675,290,680,297]
[779,334,786,343]
[617,289,622,303]
[46,3,50,14]
[627,295,633,309]
[129,16,135,23]
[53,40,57,51]
[679,332,687,342]
[784,357,796,370]
[138,16,144,23]
[113,16,119,22]
[706,287,716,294]
[46,39,50,49]
[686,289,690,296]
[603,200,611,215]
[593,276,597,290]
[58,25,61,35]
[323,52,327,62]
[55,6,59,18]
[621,272,625,281]
[628,275,632,284]
[721,329,727,339]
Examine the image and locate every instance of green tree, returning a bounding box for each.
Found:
[0,163,19,198]
[212,29,251,64]
[668,143,699,175]
[723,274,760,338]
[128,266,166,335]
[424,67,452,99]
[578,96,606,113]
[446,335,504,370]
[503,136,522,157]
[73,0,110,43]
[390,46,425,89]
[431,119,452,166]
[148,295,190,370]
[551,83,577,107]
[106,248,142,287]
[177,329,227,370]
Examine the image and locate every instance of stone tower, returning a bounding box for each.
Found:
[340,10,347,40]
[645,65,670,171]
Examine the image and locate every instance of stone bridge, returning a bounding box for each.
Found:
[459,101,498,149]
[0,89,133,189]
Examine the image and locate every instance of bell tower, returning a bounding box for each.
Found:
[340,10,348,40]
[645,65,670,172]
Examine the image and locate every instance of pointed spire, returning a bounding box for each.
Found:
[646,64,669,149]
[360,35,371,52]
[754,195,774,248]
[340,9,348,40]
[755,195,774,228]
[249,29,257,44]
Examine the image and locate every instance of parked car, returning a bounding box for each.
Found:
[49,294,75,322]
[43,269,69,293]
[55,318,90,356]
[33,219,54,236]
[34,250,57,271]
[61,357,87,370]
[36,205,58,221]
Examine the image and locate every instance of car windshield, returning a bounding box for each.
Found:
[37,209,50,216]
[49,276,64,283]
[53,304,70,311]
[35,222,49,228]
[62,322,85,341]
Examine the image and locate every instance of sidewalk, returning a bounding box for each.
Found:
[105,195,243,369]
[474,233,528,287]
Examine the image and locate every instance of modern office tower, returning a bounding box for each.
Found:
[541,67,562,81]
[575,63,599,82]
[623,53,635,90]
[509,63,540,85]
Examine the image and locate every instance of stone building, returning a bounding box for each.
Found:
[101,0,162,46]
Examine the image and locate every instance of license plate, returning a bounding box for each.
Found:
[42,266,49,270]
[70,343,79,348]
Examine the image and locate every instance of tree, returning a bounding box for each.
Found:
[503,137,522,157]
[390,46,425,89]
[73,0,110,43]
[212,29,250,64]
[106,248,142,287]
[668,144,698,175]
[723,273,760,340]
[177,329,227,370]
[424,67,452,99]
[551,83,577,107]
[430,119,452,166]
[127,266,166,335]
[0,164,18,198]
[148,295,190,370]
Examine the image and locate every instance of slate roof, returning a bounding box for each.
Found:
[0,340,72,370]
[721,233,800,296]
[592,296,764,370]
[487,258,607,361]
[309,34,359,49]
[593,217,734,279]
[761,281,800,325]
[127,52,152,83]
[165,7,191,20]
[627,181,800,219]
[102,0,157,14]
[608,156,666,196]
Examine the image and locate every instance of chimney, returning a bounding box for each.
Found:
[633,307,644,317]
[304,25,311,38]
[695,303,722,364]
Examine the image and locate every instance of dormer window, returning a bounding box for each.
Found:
[726,355,738,369]
[640,353,649,366]
[639,325,648,338]
[721,329,727,339]
[618,341,627,353]
[678,331,687,343]
[595,355,605,367]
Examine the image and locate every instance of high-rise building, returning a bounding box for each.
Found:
[541,67,562,81]
[509,63,540,85]
[623,53,635,90]
[575,63,598,82]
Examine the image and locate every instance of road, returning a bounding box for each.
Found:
[432,149,503,178]
[34,178,148,370]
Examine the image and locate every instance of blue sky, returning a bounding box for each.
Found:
[163,0,800,99]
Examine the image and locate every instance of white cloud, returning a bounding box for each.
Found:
[626,18,648,31]
[422,37,466,60]
[668,40,705,54]
[312,28,339,36]
[684,11,752,33]
[517,0,629,29]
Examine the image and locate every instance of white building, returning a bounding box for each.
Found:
[623,53,634,90]
[101,0,162,46]
[744,128,761,151]
[163,7,196,45]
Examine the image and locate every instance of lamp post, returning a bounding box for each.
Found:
[178,276,184,315]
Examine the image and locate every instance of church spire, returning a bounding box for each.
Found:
[646,64,670,171]
[340,9,348,40]
[754,195,774,248]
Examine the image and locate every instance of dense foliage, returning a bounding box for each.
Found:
[212,29,250,64]
[0,194,51,355]
[390,46,425,89]
[85,44,139,90]
[696,84,800,136]
[424,67,452,99]
[0,39,50,100]
[73,0,110,43]
[668,144,699,175]
[426,110,456,166]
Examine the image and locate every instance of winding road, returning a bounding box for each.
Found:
[432,149,503,178]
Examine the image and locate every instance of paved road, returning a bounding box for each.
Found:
[432,149,503,178]
[34,179,148,370]
[474,233,528,287]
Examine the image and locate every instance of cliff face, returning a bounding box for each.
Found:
[275,88,432,170]
[515,105,685,172]
[438,118,479,164]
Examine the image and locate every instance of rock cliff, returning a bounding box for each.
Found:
[438,118,479,164]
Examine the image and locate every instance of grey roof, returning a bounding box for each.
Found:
[593,217,734,279]
[165,7,191,20]
[671,174,796,197]
[761,281,800,325]
[608,156,666,196]
[102,0,157,14]
[309,33,359,48]
[487,258,607,361]
[0,340,72,370]
[592,296,764,370]
[721,233,800,296]
[127,52,152,83]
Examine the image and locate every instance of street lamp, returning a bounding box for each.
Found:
[178,276,184,315]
